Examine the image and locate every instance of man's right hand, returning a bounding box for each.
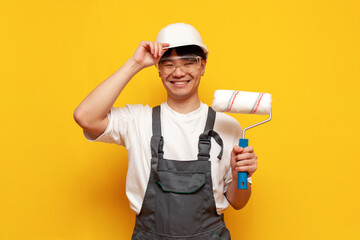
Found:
[131,41,170,69]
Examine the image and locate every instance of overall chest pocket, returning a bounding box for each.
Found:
[155,170,206,194]
[154,170,207,235]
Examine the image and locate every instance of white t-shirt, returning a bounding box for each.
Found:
[83,102,242,215]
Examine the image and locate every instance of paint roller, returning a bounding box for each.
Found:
[212,90,272,189]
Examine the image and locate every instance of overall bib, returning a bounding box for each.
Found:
[131,106,231,240]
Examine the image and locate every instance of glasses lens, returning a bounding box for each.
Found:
[158,56,201,74]
[181,57,200,73]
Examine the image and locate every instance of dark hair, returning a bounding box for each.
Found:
[160,45,207,60]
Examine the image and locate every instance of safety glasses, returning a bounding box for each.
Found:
[156,55,202,74]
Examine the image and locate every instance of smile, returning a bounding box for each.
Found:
[170,80,191,85]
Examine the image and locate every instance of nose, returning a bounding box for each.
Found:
[172,66,186,77]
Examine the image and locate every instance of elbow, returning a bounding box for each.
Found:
[73,108,109,139]
[231,204,243,210]
[229,197,249,210]
[230,200,248,210]
[73,107,88,127]
[226,187,251,210]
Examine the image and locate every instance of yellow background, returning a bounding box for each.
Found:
[1,0,359,239]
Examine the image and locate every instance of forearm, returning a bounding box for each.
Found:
[225,179,251,210]
[74,58,141,124]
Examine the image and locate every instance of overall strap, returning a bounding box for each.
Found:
[198,107,224,161]
[150,106,163,181]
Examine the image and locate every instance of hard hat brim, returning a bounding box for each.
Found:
[163,42,208,57]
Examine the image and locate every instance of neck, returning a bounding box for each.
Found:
[166,95,201,114]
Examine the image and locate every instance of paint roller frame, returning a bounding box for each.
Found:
[211,90,272,190]
[241,107,272,139]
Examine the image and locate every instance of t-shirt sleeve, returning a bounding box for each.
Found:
[223,168,233,193]
[83,104,149,147]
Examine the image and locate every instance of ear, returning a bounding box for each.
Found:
[201,59,207,76]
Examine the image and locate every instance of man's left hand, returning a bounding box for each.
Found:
[230,146,258,179]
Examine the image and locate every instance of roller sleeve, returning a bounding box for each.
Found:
[212,90,272,115]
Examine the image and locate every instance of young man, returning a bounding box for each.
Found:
[74,23,257,239]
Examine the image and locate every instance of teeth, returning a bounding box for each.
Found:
[172,81,190,85]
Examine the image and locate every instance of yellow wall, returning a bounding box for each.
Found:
[1,0,359,239]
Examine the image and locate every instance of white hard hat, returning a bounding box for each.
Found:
[155,23,208,57]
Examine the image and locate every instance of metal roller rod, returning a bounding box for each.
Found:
[242,107,272,139]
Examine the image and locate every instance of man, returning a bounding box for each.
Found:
[74,23,257,239]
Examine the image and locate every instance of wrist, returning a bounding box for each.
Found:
[127,57,144,73]
[247,177,252,185]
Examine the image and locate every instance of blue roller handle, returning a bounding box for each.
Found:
[238,138,249,189]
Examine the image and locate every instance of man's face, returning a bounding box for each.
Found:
[159,50,206,101]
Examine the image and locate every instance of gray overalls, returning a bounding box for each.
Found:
[131,106,231,239]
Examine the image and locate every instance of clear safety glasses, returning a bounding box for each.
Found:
[156,55,202,74]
